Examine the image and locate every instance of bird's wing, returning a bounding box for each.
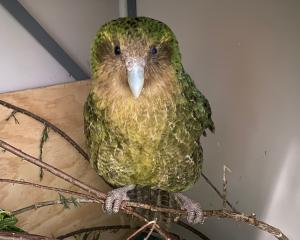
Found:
[153,72,213,191]
[179,72,215,137]
[83,93,110,169]
[84,93,99,152]
[84,93,127,174]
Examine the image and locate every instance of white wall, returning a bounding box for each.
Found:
[138,1,300,239]
[0,0,119,93]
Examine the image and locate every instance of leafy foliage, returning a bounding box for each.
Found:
[58,194,79,209]
[0,209,24,232]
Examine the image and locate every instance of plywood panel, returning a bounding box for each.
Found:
[0,80,130,239]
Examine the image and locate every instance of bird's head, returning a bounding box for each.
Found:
[91,17,182,99]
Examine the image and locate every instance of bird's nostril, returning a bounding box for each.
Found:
[125,58,145,71]
[125,59,134,71]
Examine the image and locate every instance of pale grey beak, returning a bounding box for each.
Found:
[126,57,145,98]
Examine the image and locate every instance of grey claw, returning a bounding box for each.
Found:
[103,185,135,214]
[104,193,114,214]
[175,193,204,224]
[112,199,122,213]
[186,202,203,224]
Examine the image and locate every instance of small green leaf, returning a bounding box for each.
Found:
[71,196,79,207]
[59,193,70,209]
[39,126,50,180]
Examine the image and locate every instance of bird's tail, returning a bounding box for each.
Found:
[127,186,181,227]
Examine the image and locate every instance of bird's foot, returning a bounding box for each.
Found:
[104,185,135,214]
[174,193,204,224]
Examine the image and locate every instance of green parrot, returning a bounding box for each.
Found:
[84,17,214,224]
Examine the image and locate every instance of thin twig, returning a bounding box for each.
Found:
[144,219,157,240]
[0,178,97,202]
[201,172,237,212]
[0,99,89,160]
[5,110,19,124]
[11,198,95,216]
[124,209,171,240]
[204,210,288,240]
[0,231,54,240]
[222,165,232,210]
[3,181,287,240]
[126,220,157,240]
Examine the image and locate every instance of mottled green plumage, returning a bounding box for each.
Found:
[84,17,214,193]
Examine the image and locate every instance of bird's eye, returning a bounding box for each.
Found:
[114,45,121,56]
[150,46,158,56]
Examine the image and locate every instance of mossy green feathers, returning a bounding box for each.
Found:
[84,17,214,192]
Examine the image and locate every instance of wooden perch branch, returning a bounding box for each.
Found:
[125,202,288,239]
[205,210,288,240]
[11,198,95,216]
[1,176,288,240]
[0,178,97,201]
